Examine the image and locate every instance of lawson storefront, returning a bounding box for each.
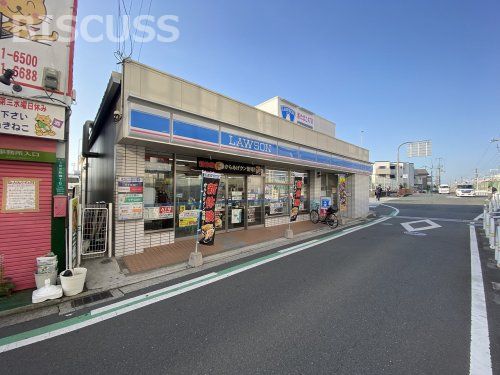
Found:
[83,60,371,257]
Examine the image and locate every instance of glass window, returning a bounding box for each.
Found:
[321,173,338,205]
[291,171,309,212]
[175,156,201,238]
[144,153,174,231]
[265,169,289,216]
[247,175,263,226]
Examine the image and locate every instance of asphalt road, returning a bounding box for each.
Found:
[0,197,493,374]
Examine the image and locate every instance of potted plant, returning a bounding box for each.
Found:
[0,256,15,297]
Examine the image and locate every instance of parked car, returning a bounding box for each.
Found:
[438,184,450,194]
[455,184,475,197]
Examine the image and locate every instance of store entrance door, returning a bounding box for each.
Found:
[226,175,246,230]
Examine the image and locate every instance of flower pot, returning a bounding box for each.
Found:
[34,271,57,289]
[59,267,87,296]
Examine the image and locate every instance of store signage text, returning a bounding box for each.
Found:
[223,133,275,154]
[197,158,263,175]
[0,95,66,140]
[0,148,56,163]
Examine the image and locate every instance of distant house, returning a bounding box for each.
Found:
[414,169,431,191]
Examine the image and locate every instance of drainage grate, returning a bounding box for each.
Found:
[71,290,113,308]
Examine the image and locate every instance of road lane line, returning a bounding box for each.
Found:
[0,206,400,354]
[469,225,492,375]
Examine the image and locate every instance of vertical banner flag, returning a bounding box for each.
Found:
[199,171,221,246]
[290,177,303,222]
[338,175,347,212]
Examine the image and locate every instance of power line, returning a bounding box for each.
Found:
[137,0,153,62]
[130,0,145,59]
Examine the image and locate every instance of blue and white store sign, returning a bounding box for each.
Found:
[281,105,296,122]
[220,130,277,156]
[172,114,219,148]
[127,106,370,174]
[129,104,170,141]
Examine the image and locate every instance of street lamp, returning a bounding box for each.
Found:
[396,140,432,191]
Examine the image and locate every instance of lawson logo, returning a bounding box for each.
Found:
[281,105,295,122]
[222,133,275,154]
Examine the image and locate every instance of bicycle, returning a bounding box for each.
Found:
[309,204,339,228]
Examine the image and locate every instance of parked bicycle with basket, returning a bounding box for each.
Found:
[309,203,339,228]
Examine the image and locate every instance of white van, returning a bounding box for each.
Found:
[438,184,450,194]
[455,184,475,197]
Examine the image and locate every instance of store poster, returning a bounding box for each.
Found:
[179,210,199,227]
[231,208,242,224]
[290,177,303,222]
[2,177,39,212]
[199,171,221,246]
[339,175,347,212]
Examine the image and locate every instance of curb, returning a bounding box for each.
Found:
[0,217,368,323]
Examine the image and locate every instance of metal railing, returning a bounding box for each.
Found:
[482,192,500,267]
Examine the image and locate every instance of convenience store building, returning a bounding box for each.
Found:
[83,60,371,257]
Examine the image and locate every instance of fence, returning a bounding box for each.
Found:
[78,203,113,265]
[482,192,500,267]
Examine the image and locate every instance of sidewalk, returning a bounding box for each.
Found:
[0,216,364,325]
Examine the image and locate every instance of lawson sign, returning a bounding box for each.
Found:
[221,132,276,155]
[280,104,314,130]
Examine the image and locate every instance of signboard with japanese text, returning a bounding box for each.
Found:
[54,158,66,195]
[290,177,303,222]
[0,0,77,104]
[197,158,263,175]
[0,95,65,140]
[117,177,143,220]
[143,205,174,220]
[0,147,55,162]
[199,171,221,246]
[2,177,39,212]
[118,194,143,221]
[117,177,144,194]
[320,196,331,216]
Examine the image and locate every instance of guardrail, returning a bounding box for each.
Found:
[483,192,500,267]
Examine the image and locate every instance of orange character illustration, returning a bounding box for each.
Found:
[0,0,59,42]
[34,113,55,136]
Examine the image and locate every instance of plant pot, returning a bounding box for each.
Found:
[34,271,57,289]
[59,267,87,296]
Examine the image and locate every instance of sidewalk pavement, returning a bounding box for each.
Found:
[0,216,367,327]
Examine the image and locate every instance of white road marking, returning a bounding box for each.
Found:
[0,206,400,354]
[400,219,442,232]
[469,225,492,375]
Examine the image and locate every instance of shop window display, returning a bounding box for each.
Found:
[143,153,174,231]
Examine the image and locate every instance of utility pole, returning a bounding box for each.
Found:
[436,158,444,186]
[474,168,479,191]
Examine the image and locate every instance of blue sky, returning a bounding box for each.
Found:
[70,0,500,183]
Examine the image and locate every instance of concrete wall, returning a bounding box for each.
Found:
[121,60,368,163]
[347,174,369,219]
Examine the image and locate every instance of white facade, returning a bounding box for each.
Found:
[372,161,415,190]
[255,96,336,138]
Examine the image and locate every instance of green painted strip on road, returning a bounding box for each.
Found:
[0,206,399,352]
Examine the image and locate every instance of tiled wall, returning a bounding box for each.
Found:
[144,231,175,248]
[114,144,146,257]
